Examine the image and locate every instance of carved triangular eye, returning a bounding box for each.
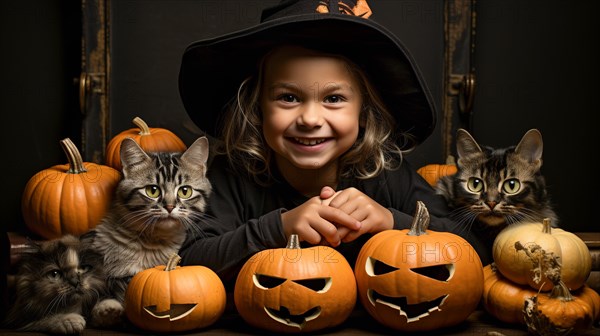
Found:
[366,257,399,276]
[410,264,454,282]
[254,274,286,289]
[292,278,331,292]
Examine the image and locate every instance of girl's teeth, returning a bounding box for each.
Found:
[295,138,326,146]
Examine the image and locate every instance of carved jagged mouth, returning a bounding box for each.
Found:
[265,306,322,330]
[367,290,448,323]
[144,304,197,321]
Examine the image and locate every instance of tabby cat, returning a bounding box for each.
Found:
[82,136,211,306]
[2,235,122,333]
[436,128,557,250]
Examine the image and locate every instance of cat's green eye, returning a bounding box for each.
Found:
[145,185,161,198]
[502,179,521,194]
[177,186,193,199]
[47,270,61,279]
[467,177,484,192]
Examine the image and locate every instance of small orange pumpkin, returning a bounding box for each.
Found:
[493,218,592,291]
[233,234,356,333]
[354,201,484,332]
[124,254,226,333]
[21,138,120,239]
[416,156,457,187]
[105,116,187,170]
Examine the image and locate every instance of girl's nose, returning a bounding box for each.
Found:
[297,103,324,128]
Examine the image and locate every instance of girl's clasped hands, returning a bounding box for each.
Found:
[281,186,394,247]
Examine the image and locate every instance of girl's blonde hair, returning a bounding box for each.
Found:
[218,47,415,185]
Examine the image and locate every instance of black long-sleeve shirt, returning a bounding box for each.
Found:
[179,154,491,290]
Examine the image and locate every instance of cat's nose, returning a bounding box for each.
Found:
[486,201,497,210]
[166,205,175,213]
[68,275,80,287]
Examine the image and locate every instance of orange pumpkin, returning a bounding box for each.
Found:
[416,156,457,187]
[354,201,484,332]
[233,234,356,333]
[21,138,120,239]
[493,218,592,291]
[105,116,187,170]
[124,254,226,333]
[482,263,537,325]
[526,283,595,333]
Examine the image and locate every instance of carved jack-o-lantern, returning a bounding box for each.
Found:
[354,201,484,332]
[124,254,226,333]
[234,235,357,333]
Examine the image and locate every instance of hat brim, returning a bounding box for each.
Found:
[179,13,436,144]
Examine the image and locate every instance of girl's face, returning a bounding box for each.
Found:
[260,46,362,173]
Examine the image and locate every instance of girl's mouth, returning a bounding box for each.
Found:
[292,137,327,146]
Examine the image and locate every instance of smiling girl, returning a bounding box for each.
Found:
[177,0,489,289]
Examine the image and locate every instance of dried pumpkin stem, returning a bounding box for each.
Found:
[407,200,430,236]
[286,234,300,249]
[515,241,565,293]
[133,116,151,135]
[60,138,87,174]
[165,253,182,271]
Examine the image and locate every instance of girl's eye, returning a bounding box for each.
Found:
[324,95,344,103]
[145,185,161,198]
[178,186,193,199]
[467,177,484,192]
[278,94,299,103]
[502,179,521,194]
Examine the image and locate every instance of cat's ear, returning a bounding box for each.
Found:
[181,136,209,167]
[120,138,151,176]
[515,129,543,166]
[455,128,482,160]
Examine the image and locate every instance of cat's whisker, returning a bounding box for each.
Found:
[181,215,209,239]
[43,292,65,315]
[449,206,485,238]
[120,209,153,225]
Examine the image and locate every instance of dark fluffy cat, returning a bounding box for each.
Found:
[2,234,121,333]
[436,128,558,252]
[82,136,211,308]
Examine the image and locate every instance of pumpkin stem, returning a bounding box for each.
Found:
[407,201,430,236]
[542,218,552,234]
[133,116,151,135]
[549,280,574,302]
[165,253,182,271]
[286,234,301,249]
[60,138,87,174]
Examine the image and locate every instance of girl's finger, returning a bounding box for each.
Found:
[319,206,361,231]
[319,186,336,200]
[310,218,341,246]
